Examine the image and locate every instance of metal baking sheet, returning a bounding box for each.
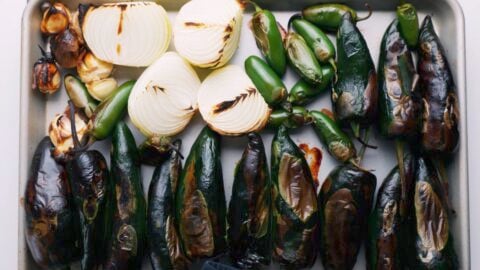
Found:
[19,0,469,269]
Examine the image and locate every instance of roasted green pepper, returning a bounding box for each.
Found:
[104,122,147,269]
[245,55,288,107]
[333,13,378,136]
[418,16,459,154]
[89,80,135,141]
[271,126,319,268]
[302,3,372,32]
[285,32,324,86]
[249,2,286,76]
[408,156,458,269]
[268,106,312,129]
[319,164,376,270]
[396,3,419,48]
[24,137,80,269]
[176,126,227,259]
[228,133,272,268]
[139,135,174,166]
[148,140,190,270]
[288,65,335,105]
[65,74,98,118]
[366,154,416,270]
[310,110,357,163]
[378,19,420,139]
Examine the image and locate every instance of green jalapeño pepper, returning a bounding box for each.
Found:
[366,154,416,270]
[378,19,420,140]
[271,126,319,268]
[288,65,335,105]
[249,2,286,76]
[25,137,80,269]
[418,16,459,155]
[408,156,458,269]
[285,32,324,86]
[176,126,227,259]
[333,13,378,135]
[267,106,313,129]
[302,3,372,32]
[228,133,272,269]
[148,140,190,270]
[104,122,147,270]
[319,164,376,270]
[65,74,98,118]
[396,3,419,48]
[245,55,288,107]
[310,110,357,163]
[89,80,135,141]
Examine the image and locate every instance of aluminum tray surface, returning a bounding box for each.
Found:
[19,0,469,269]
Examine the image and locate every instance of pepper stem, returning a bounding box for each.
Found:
[358,127,371,162]
[287,13,303,31]
[395,139,407,217]
[434,157,455,215]
[168,142,185,160]
[350,122,360,139]
[68,100,82,151]
[357,3,373,22]
[247,0,262,12]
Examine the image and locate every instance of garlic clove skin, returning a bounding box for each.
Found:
[48,108,88,161]
[77,51,114,83]
[86,77,118,101]
[40,3,71,35]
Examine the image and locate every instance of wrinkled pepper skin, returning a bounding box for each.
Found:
[271,126,319,268]
[333,13,378,128]
[378,20,420,139]
[24,137,80,269]
[228,133,272,269]
[418,16,459,154]
[319,164,376,270]
[288,65,335,105]
[148,140,190,270]
[66,150,110,270]
[302,3,361,32]
[396,3,419,48]
[408,156,458,269]
[176,126,227,259]
[291,18,336,65]
[366,154,416,270]
[104,122,147,270]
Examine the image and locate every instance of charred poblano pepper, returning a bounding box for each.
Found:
[176,126,227,259]
[228,133,272,268]
[288,65,335,105]
[104,122,147,270]
[396,3,419,48]
[139,135,174,166]
[148,140,190,270]
[319,164,376,270]
[24,137,80,269]
[271,126,319,268]
[418,16,459,154]
[408,156,458,269]
[333,13,378,137]
[366,154,416,270]
[302,3,372,32]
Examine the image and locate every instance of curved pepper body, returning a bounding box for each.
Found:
[291,18,336,64]
[302,4,358,32]
[288,65,335,105]
[396,3,419,48]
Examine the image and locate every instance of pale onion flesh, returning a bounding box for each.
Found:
[197,65,270,136]
[174,0,244,68]
[82,2,171,67]
[128,52,200,137]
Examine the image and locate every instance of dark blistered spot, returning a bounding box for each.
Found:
[213,90,255,114]
[117,8,124,34]
[185,106,193,111]
[225,24,233,33]
[118,4,127,11]
[185,22,205,27]
[223,34,231,42]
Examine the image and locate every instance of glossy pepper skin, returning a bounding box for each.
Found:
[378,20,420,139]
[302,3,362,32]
[228,133,272,269]
[288,65,335,105]
[396,3,419,48]
[310,110,356,163]
[418,16,459,154]
[366,154,416,270]
[66,150,110,270]
[148,140,190,270]
[271,126,319,268]
[250,4,286,76]
[408,156,458,269]
[104,122,147,270]
[268,106,313,129]
[24,137,80,269]
[89,80,135,141]
[176,126,227,259]
[285,32,324,86]
[319,164,376,270]
[333,13,378,129]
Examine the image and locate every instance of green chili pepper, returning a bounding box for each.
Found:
[366,154,416,270]
[138,135,173,166]
[104,122,147,269]
[64,74,98,118]
[148,140,190,270]
[333,13,377,137]
[245,55,288,107]
[319,164,376,270]
[228,133,272,268]
[288,65,335,105]
[418,16,459,155]
[302,3,372,32]
[89,80,135,141]
[268,109,290,128]
[285,32,324,86]
[271,126,319,268]
[407,156,458,269]
[267,106,312,129]
[310,110,356,163]
[176,126,227,259]
[396,3,419,48]
[250,2,286,76]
